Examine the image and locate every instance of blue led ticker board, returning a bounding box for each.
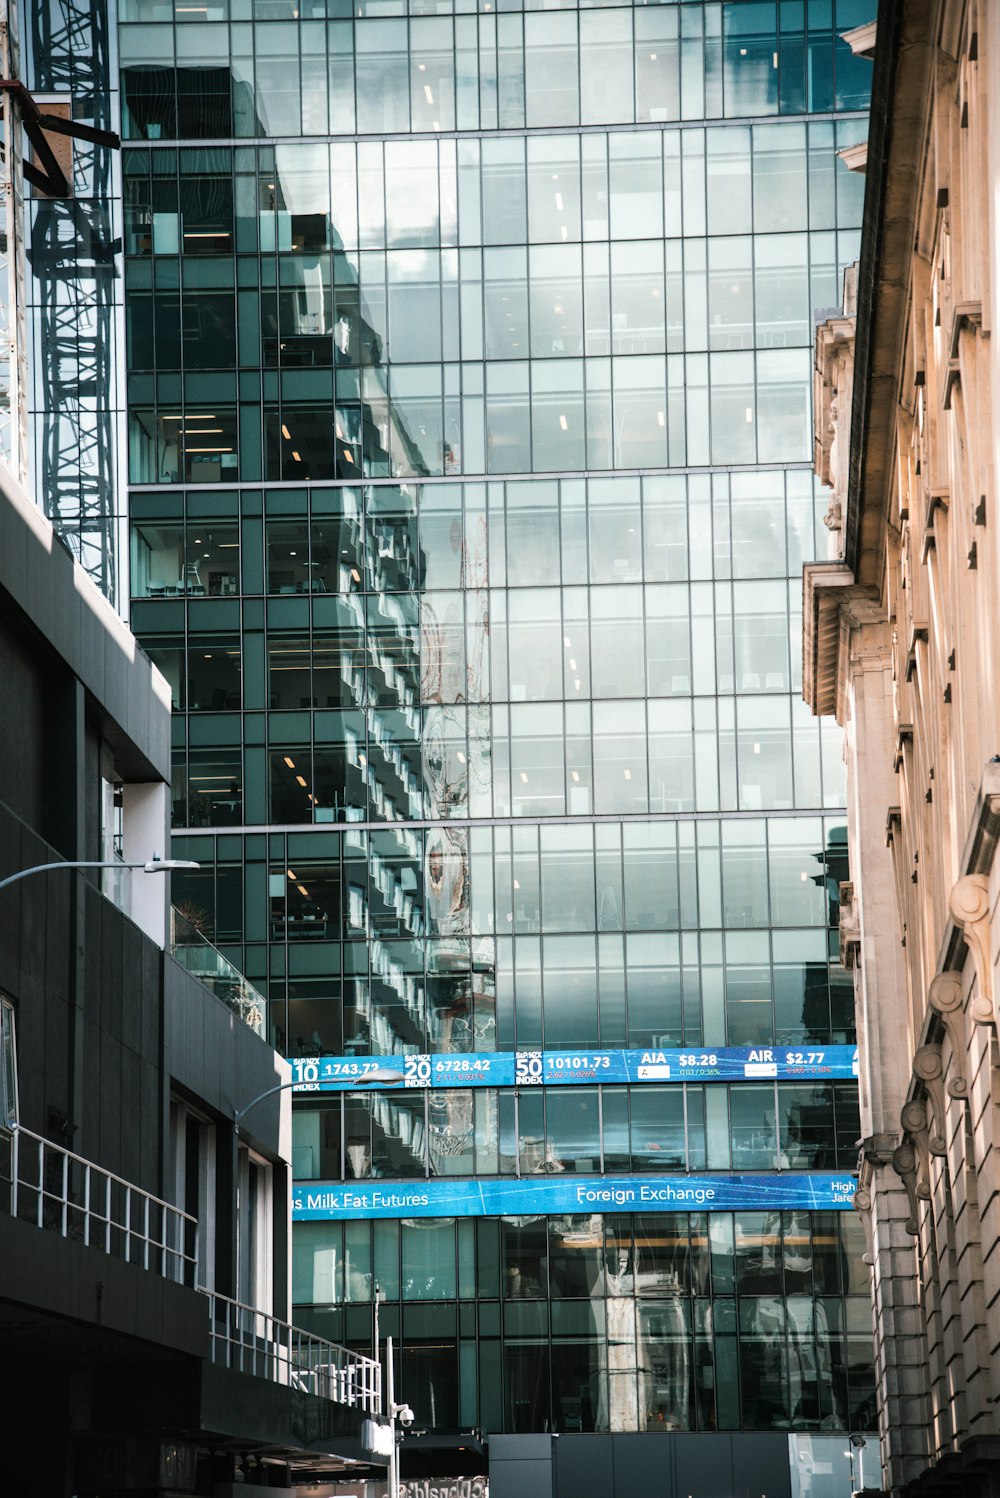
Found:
[293,1172,857,1221]
[291,1045,858,1093]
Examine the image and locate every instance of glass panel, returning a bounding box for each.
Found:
[173,747,242,828]
[545,1089,600,1172]
[131,519,185,595]
[403,1219,456,1299]
[187,636,241,712]
[630,1087,685,1170]
[147,632,186,707]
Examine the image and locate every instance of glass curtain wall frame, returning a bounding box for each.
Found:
[291,1207,877,1436]
[122,0,873,1447]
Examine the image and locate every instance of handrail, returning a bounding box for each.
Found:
[0,1128,378,1413]
[204,1289,382,1414]
[170,906,265,1036]
[0,1123,198,1286]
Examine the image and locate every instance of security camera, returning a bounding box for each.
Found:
[397,1405,415,1429]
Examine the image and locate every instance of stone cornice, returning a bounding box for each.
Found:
[843,19,877,57]
[837,140,869,174]
[802,562,883,720]
[845,0,937,594]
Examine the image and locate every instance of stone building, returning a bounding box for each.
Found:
[804,1,1000,1493]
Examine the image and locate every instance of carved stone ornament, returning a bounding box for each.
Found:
[927,971,969,1095]
[891,1142,922,1235]
[852,1186,876,1267]
[912,1046,948,1153]
[948,874,995,1024]
[899,1101,933,1195]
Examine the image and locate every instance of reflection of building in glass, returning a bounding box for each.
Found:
[120,0,875,1486]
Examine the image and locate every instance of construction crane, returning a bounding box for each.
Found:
[0,0,122,604]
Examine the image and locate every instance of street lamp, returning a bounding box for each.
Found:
[848,1432,867,1494]
[0,855,199,894]
[233,1066,407,1131]
[385,1334,414,1498]
[373,1289,412,1497]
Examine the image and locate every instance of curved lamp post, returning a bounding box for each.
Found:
[0,855,199,894]
[233,1066,406,1133]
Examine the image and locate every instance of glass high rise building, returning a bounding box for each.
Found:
[119,0,874,1486]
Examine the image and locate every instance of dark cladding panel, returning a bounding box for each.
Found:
[554,1434,615,1498]
[490,1434,553,1498]
[611,1433,671,1498]
[673,1434,732,1498]
[490,1460,553,1498]
[728,1434,793,1498]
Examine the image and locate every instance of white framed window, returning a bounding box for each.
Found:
[238,1144,274,1313]
[0,998,17,1130]
[170,1098,218,1291]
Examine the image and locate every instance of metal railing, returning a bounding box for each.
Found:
[0,1124,198,1285]
[205,1291,382,1414]
[0,1127,379,1414]
[170,907,265,1036]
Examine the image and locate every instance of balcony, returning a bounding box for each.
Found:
[0,1124,381,1415]
[206,1292,381,1413]
[0,1122,199,1284]
[170,906,265,1036]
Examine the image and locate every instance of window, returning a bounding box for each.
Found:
[0,999,17,1129]
[172,748,242,829]
[270,861,341,940]
[171,1098,217,1290]
[238,1146,274,1311]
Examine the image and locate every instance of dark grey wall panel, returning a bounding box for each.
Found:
[490,1435,554,1498]
[727,1434,793,1498]
[554,1435,615,1498]
[0,482,170,782]
[674,1435,733,1497]
[0,621,45,830]
[611,1433,671,1498]
[490,1458,553,1498]
[164,955,286,1156]
[489,1436,553,1460]
[484,1431,799,1498]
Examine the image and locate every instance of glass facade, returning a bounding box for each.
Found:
[294,1210,874,1434]
[121,0,874,1455]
